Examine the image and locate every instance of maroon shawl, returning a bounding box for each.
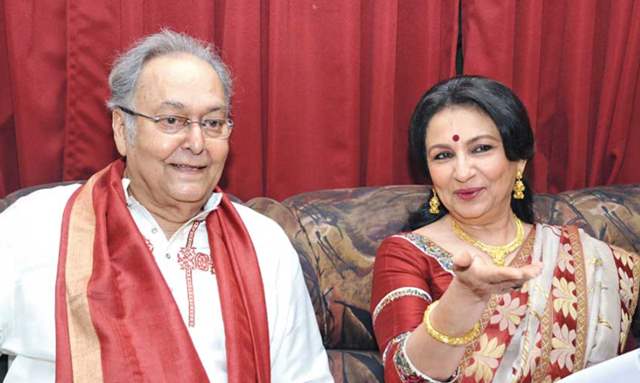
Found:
[55,160,270,382]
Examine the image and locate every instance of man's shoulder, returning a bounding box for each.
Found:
[0,184,81,261]
[231,201,295,253]
[1,183,81,218]
[231,201,283,231]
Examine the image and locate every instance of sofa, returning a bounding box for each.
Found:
[1,183,639,382]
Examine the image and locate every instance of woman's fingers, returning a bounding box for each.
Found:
[478,260,542,282]
[492,281,520,294]
[485,262,543,294]
[453,252,544,297]
[452,251,474,271]
[519,262,544,279]
[484,267,524,283]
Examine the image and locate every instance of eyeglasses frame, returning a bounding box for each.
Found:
[117,105,233,138]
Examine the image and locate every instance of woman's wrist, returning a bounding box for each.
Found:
[445,277,492,305]
[423,300,482,346]
[428,279,489,337]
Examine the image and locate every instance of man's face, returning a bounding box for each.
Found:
[113,53,229,211]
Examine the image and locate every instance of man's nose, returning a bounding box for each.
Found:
[182,122,206,154]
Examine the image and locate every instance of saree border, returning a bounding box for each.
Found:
[567,225,588,371]
[532,225,588,382]
[531,293,554,383]
[64,173,104,382]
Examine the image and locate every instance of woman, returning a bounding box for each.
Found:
[370,76,639,382]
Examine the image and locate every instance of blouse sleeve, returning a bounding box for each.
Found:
[370,235,454,383]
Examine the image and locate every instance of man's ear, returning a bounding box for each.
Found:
[112,109,128,156]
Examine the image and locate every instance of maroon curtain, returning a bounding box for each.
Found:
[463,0,640,193]
[0,1,17,198]
[6,1,637,199]
[0,1,459,200]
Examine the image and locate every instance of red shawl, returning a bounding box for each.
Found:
[55,160,270,382]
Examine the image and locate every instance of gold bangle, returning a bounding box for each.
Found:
[423,301,482,346]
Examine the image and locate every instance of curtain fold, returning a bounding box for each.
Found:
[3,0,68,189]
[0,2,17,197]
[0,0,458,200]
[463,0,640,193]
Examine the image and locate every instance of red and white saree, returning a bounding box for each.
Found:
[371,224,640,383]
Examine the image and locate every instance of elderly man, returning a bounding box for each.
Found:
[0,30,332,382]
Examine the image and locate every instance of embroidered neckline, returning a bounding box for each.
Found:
[397,232,456,273]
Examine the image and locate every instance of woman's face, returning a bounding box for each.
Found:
[425,106,525,224]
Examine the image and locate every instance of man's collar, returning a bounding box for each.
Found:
[121,178,223,221]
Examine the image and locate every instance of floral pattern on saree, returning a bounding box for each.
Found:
[460,231,536,382]
[611,246,640,352]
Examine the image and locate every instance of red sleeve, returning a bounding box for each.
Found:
[370,235,453,382]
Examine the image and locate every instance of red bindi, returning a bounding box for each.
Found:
[452,134,460,142]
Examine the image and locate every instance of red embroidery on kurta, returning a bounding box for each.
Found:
[144,238,154,253]
[177,220,214,327]
[195,252,210,271]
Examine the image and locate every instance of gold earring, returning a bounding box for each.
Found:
[429,191,440,214]
[513,170,525,200]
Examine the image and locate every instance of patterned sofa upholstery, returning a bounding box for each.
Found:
[245,184,640,382]
[1,183,639,382]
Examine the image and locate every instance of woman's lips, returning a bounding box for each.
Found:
[454,187,484,201]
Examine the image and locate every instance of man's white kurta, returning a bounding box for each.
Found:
[0,183,333,382]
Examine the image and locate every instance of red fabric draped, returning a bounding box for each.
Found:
[0,0,458,200]
[0,3,17,198]
[5,1,637,197]
[55,159,270,382]
[462,0,640,192]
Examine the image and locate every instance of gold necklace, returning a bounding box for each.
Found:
[451,215,525,266]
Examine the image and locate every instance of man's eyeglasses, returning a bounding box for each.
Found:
[117,106,234,139]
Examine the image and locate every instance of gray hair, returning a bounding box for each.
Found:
[107,29,233,139]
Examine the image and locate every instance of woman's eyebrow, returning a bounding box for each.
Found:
[466,134,501,144]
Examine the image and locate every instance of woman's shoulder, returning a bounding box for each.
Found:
[536,224,640,277]
[573,225,640,271]
[542,223,635,254]
[380,219,448,251]
[378,232,426,255]
[378,223,455,273]
[533,222,604,242]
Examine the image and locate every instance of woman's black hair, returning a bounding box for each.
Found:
[407,75,535,230]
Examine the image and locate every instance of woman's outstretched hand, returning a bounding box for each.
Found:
[451,251,543,301]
